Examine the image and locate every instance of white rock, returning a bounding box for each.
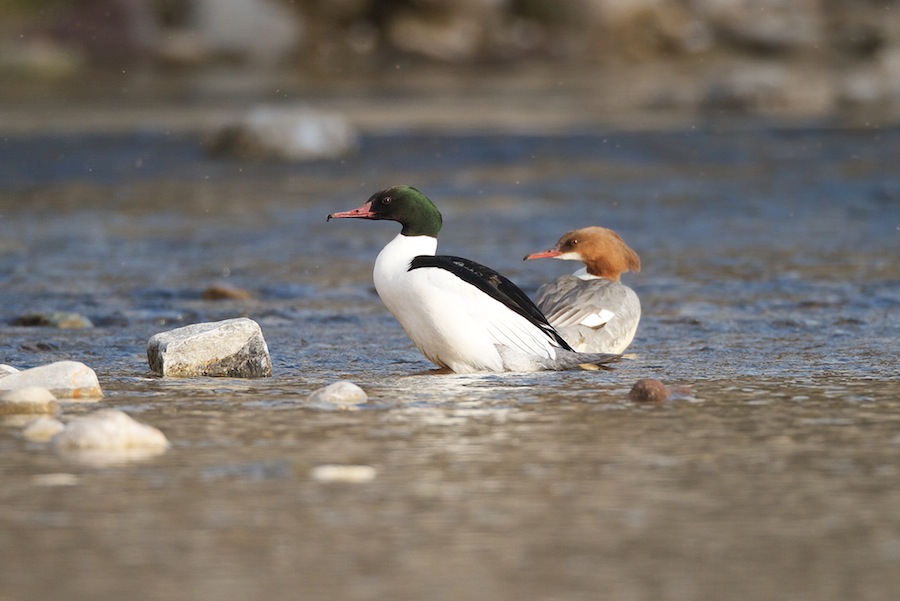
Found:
[147,317,272,378]
[51,409,170,465]
[0,364,20,378]
[308,381,368,406]
[22,417,66,442]
[0,386,59,415]
[310,464,377,483]
[209,106,358,161]
[0,361,103,399]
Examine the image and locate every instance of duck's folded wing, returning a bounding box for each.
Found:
[409,255,573,354]
[535,277,633,330]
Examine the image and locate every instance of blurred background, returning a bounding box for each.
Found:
[1,0,900,125]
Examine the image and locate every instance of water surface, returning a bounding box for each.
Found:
[1,119,899,601]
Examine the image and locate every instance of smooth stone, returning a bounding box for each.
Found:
[0,387,59,415]
[0,361,103,399]
[308,381,368,406]
[22,417,66,442]
[207,106,358,161]
[310,464,377,483]
[147,317,273,378]
[629,378,670,403]
[11,311,94,328]
[51,409,170,465]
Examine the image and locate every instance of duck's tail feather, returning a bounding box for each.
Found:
[542,350,621,371]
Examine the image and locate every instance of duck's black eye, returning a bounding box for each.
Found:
[381,196,392,205]
[570,239,579,246]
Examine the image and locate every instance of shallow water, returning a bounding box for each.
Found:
[1,117,899,600]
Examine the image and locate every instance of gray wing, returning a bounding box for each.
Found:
[534,276,641,354]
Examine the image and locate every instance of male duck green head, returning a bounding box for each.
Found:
[327,185,442,238]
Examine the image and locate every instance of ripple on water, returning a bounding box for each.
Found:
[1,124,899,601]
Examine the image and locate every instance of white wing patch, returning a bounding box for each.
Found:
[581,309,615,329]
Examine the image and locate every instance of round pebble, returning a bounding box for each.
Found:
[629,379,670,403]
[0,387,59,415]
[308,381,368,406]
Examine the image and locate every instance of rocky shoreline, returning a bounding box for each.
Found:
[0,316,371,465]
[0,0,899,123]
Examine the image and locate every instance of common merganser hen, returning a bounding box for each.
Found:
[327,186,620,373]
[524,226,641,354]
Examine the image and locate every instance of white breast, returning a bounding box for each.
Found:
[373,234,561,372]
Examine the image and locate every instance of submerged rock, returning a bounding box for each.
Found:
[0,387,59,415]
[308,381,368,407]
[11,311,94,328]
[207,106,358,161]
[629,378,670,403]
[629,379,696,403]
[0,361,103,399]
[51,409,170,465]
[147,317,273,378]
[22,417,66,442]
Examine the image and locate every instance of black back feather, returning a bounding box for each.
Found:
[409,255,574,351]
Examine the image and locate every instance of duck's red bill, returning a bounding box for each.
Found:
[524,248,561,260]
[327,201,375,220]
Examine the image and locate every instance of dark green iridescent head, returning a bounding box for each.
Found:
[328,185,443,237]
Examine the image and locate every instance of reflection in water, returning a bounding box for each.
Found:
[0,124,898,601]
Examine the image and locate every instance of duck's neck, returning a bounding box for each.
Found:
[376,233,438,276]
[572,266,602,281]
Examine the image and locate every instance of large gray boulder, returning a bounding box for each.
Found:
[147,317,273,378]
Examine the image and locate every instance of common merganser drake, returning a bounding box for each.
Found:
[524,226,641,354]
[327,186,620,373]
